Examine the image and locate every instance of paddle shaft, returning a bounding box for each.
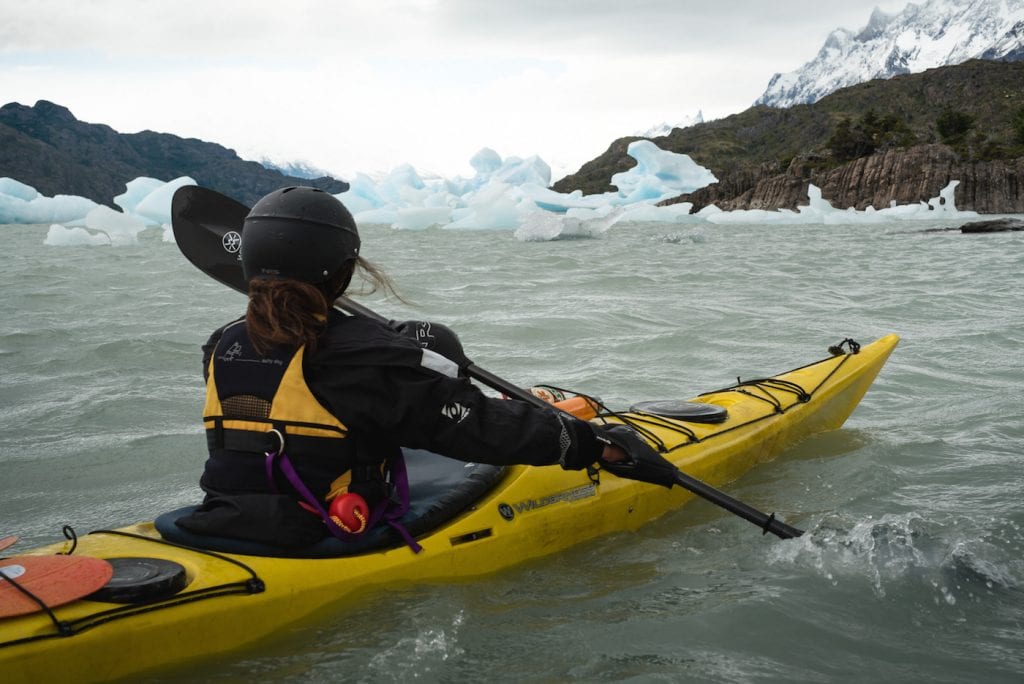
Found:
[673,473,803,539]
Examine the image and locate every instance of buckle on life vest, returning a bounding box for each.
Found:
[266,428,285,454]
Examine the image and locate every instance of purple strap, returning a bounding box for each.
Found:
[265,449,422,553]
[379,450,420,551]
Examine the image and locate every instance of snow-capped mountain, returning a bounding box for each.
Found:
[756,0,1024,108]
[257,156,335,180]
[635,112,704,138]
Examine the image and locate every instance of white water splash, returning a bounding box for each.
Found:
[767,512,1018,601]
[368,610,466,680]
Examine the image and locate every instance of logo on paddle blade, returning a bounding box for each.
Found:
[222,231,242,254]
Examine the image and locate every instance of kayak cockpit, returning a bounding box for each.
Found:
[155,450,506,558]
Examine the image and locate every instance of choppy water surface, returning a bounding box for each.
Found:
[2,218,1023,682]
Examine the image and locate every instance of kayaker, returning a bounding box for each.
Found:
[178,186,632,548]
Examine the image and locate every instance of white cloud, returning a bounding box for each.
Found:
[1,0,911,180]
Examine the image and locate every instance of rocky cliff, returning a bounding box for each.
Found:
[668,145,1024,213]
[0,100,348,207]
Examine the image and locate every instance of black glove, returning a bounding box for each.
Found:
[394,320,472,372]
[594,424,679,489]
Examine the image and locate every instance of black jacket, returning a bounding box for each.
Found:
[198,308,602,502]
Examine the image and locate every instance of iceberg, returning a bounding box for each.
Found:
[0,177,98,224]
[1,139,980,246]
[339,141,717,236]
[609,140,718,204]
[4,176,197,246]
[44,205,148,246]
[704,181,974,226]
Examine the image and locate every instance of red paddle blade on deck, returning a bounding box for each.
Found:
[0,535,18,553]
[0,555,114,618]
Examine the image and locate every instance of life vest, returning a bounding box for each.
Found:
[202,320,352,501]
[202,320,420,552]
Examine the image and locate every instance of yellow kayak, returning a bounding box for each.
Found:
[0,334,898,683]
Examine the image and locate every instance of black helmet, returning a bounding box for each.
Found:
[241,186,360,284]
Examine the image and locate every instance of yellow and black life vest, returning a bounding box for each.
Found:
[201,321,353,500]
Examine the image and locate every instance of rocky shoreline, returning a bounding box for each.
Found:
[662,145,1024,214]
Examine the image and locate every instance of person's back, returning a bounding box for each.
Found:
[180,186,628,549]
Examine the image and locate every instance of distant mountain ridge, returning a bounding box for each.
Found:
[257,157,336,181]
[0,100,348,207]
[554,60,1024,214]
[634,112,705,138]
[757,0,1024,108]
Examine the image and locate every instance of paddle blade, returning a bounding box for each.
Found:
[171,186,251,294]
[0,555,114,618]
[0,535,18,553]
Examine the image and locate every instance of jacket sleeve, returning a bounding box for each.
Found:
[306,321,603,469]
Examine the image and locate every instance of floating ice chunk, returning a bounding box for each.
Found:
[514,207,624,242]
[131,176,195,225]
[519,185,609,213]
[353,207,401,225]
[44,223,111,246]
[0,177,40,201]
[393,207,452,231]
[493,155,551,187]
[81,205,148,245]
[696,204,723,218]
[341,173,391,214]
[113,175,196,226]
[114,177,167,214]
[932,180,959,212]
[335,143,713,232]
[0,179,97,224]
[615,202,695,223]
[610,140,718,203]
[706,182,976,225]
[388,164,427,191]
[514,211,565,241]
[444,182,522,230]
[469,147,503,176]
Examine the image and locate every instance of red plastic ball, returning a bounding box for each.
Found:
[328,492,369,534]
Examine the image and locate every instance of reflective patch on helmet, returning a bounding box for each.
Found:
[420,349,459,378]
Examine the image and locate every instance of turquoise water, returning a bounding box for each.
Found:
[2,217,1023,682]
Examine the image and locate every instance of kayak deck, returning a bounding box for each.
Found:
[1,334,898,682]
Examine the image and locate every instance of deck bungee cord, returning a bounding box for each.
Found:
[0,527,265,651]
[535,337,860,454]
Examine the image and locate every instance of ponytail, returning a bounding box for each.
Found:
[246,279,329,355]
[245,257,403,355]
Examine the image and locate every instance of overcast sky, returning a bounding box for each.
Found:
[2,0,910,180]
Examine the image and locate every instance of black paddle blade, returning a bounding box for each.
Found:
[171,186,250,295]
